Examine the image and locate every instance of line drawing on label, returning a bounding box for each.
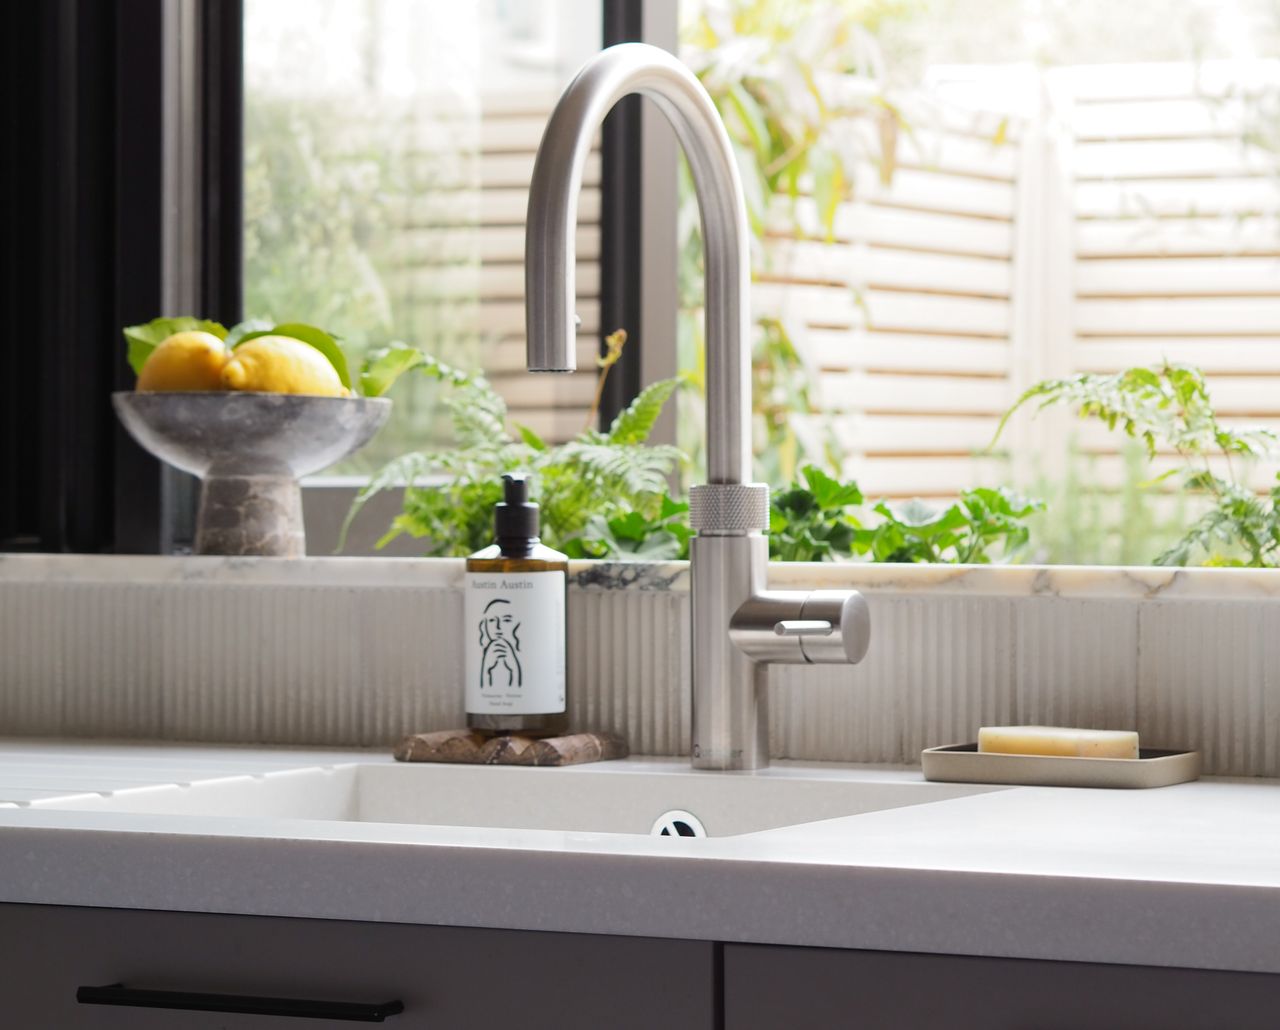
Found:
[478,598,522,689]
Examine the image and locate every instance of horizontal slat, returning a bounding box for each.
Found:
[777,201,1014,258]
[1076,257,1280,297]
[806,329,1010,375]
[1077,297,1280,336]
[501,407,593,443]
[896,128,1018,180]
[895,93,1026,143]
[479,225,600,263]
[1076,339,1280,374]
[753,284,1010,337]
[480,150,600,188]
[835,413,1003,454]
[1075,178,1278,220]
[1072,98,1252,141]
[1038,452,1279,493]
[1057,61,1280,102]
[1075,139,1275,180]
[830,119,1018,180]
[765,240,1011,297]
[838,455,1010,497]
[818,371,1012,414]
[857,166,1015,220]
[476,298,599,337]
[385,261,599,300]
[384,225,600,265]
[480,116,599,152]
[407,187,599,227]
[1076,217,1280,259]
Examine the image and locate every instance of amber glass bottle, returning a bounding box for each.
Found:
[464,473,568,737]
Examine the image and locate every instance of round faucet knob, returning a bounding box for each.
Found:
[730,589,870,665]
[794,590,870,665]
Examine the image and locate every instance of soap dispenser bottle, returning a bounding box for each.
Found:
[464,473,568,737]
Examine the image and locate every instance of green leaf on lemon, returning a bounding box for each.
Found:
[232,322,352,390]
[223,318,273,349]
[123,316,228,375]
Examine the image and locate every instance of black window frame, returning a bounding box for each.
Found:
[2,0,674,555]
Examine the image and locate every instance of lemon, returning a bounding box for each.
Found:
[221,335,348,397]
[136,331,229,391]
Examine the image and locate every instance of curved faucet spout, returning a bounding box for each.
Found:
[524,42,752,486]
[525,43,871,770]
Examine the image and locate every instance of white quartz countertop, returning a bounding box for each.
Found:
[0,739,1277,975]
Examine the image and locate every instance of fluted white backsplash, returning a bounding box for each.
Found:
[1,555,1278,776]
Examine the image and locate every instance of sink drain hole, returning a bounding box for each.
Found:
[651,809,707,838]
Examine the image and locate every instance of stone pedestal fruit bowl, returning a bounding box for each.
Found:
[113,391,391,557]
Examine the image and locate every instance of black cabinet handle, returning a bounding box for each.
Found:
[76,983,404,1022]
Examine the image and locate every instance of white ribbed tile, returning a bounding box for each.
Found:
[771,595,1016,763]
[1013,598,1138,732]
[568,589,689,756]
[60,583,165,738]
[0,584,67,735]
[1138,601,1280,776]
[358,586,464,747]
[1,557,1279,777]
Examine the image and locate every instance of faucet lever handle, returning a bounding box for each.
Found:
[774,620,833,637]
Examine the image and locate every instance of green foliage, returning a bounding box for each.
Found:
[770,465,863,561]
[996,362,1280,567]
[123,317,229,375]
[856,488,1042,564]
[358,342,471,398]
[566,497,695,561]
[1023,441,1190,566]
[767,464,1039,563]
[343,370,687,557]
[607,378,681,446]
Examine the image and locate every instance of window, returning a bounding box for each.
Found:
[243,0,604,474]
[679,0,1280,564]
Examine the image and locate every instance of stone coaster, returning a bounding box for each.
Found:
[394,728,629,767]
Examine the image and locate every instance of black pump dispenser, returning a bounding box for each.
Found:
[496,473,539,555]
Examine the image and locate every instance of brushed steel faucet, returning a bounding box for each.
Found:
[525,43,870,770]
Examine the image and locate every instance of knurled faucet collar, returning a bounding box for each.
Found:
[688,482,771,535]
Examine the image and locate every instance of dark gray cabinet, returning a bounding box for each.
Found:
[724,942,1280,1030]
[7,904,1280,1028]
[0,904,715,1028]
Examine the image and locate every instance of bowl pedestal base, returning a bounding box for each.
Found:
[195,475,305,557]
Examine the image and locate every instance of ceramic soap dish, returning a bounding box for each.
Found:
[921,743,1201,789]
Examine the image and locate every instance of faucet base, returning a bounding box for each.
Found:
[690,534,770,770]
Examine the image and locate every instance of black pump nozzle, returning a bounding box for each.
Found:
[495,472,539,552]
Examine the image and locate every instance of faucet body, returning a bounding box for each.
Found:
[526,43,870,769]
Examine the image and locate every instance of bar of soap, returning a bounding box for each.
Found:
[977,725,1139,759]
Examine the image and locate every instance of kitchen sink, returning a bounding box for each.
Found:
[28,759,1000,837]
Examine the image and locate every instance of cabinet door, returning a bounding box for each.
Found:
[725,943,1280,1030]
[0,904,715,1029]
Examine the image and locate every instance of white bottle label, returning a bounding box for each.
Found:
[465,570,566,715]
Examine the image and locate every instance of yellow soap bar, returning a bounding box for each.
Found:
[977,725,1139,759]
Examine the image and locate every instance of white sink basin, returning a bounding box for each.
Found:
[30,759,1000,837]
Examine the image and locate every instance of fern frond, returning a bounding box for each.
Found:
[607,377,681,445]
[552,441,683,497]
[335,450,437,553]
[447,377,511,448]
